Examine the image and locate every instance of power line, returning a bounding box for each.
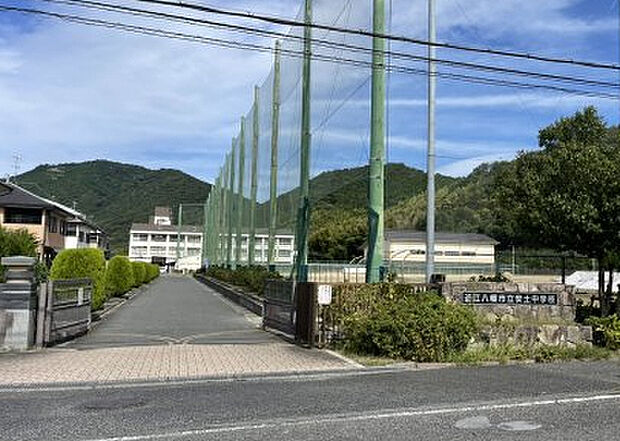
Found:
[32,0,620,90]
[137,0,620,71]
[0,4,616,99]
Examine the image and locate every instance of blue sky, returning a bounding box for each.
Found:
[0,0,618,184]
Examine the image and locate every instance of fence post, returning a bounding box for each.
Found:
[0,256,38,350]
[35,281,48,348]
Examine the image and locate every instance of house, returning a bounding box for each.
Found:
[0,181,109,263]
[129,207,204,271]
[362,230,498,269]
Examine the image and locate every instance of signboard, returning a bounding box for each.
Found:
[77,287,84,306]
[317,285,333,305]
[462,292,558,305]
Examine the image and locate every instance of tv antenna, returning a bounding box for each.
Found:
[10,153,22,182]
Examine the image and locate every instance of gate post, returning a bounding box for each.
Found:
[0,256,38,350]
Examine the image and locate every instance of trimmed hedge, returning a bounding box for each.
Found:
[205,266,281,296]
[145,263,160,282]
[50,249,107,311]
[131,261,147,287]
[105,256,134,297]
[342,289,479,362]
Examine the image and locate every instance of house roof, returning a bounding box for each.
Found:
[0,182,106,234]
[0,182,57,210]
[385,230,498,245]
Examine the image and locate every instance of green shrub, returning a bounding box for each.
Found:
[146,264,161,281]
[50,249,107,311]
[586,315,620,350]
[344,292,479,362]
[206,266,281,296]
[131,261,146,287]
[105,256,134,297]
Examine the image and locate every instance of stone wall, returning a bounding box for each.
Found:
[442,282,592,347]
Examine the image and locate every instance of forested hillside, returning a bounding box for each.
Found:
[15,160,211,254]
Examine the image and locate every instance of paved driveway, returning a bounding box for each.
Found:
[70,275,276,348]
[0,276,353,386]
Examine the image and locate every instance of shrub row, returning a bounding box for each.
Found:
[333,284,479,362]
[50,249,160,311]
[205,265,281,296]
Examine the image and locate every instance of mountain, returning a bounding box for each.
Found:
[15,160,211,254]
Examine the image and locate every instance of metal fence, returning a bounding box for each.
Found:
[37,278,92,347]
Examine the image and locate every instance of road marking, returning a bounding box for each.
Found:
[77,393,620,441]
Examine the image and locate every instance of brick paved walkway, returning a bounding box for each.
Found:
[0,343,352,386]
[0,277,353,386]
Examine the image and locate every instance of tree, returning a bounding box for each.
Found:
[495,107,620,315]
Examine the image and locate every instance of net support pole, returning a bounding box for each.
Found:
[366,0,386,284]
[176,204,183,264]
[235,119,246,268]
[268,40,282,268]
[220,163,228,266]
[249,86,260,266]
[425,0,437,283]
[295,0,312,283]
[227,141,236,269]
[202,197,209,265]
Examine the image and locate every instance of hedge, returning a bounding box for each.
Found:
[105,256,134,297]
[145,263,160,282]
[131,261,147,287]
[205,266,281,296]
[341,288,479,362]
[50,248,107,311]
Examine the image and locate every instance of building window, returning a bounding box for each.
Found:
[48,216,58,233]
[151,234,167,242]
[169,235,178,242]
[150,247,166,256]
[187,235,202,244]
[187,248,201,256]
[278,249,291,258]
[278,238,292,247]
[4,208,43,225]
[444,251,459,257]
[132,233,148,242]
[461,251,477,256]
[66,224,77,236]
[131,246,147,256]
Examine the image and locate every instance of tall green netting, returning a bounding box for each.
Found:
[206,0,375,279]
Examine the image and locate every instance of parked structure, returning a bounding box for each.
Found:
[129,207,203,271]
[0,182,109,263]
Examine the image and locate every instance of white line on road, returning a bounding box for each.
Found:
[78,393,620,441]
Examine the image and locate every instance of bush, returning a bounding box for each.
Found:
[50,249,107,311]
[145,263,160,282]
[586,315,620,350]
[131,261,147,287]
[206,266,281,296]
[105,256,134,297]
[344,292,479,362]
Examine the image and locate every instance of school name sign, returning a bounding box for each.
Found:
[462,292,558,306]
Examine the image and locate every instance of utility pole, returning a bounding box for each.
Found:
[249,86,260,266]
[268,40,282,268]
[366,0,386,284]
[227,140,236,268]
[425,0,437,283]
[295,0,312,283]
[236,118,246,268]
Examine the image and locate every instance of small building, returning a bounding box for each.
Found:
[0,181,109,263]
[129,207,204,271]
[362,230,498,271]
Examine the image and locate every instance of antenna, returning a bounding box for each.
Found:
[9,153,22,182]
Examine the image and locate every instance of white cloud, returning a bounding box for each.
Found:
[438,152,516,177]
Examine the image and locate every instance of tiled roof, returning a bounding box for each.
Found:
[0,182,57,209]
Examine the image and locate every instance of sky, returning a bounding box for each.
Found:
[0,0,618,184]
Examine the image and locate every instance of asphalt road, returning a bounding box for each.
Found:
[2,360,619,440]
[69,275,277,348]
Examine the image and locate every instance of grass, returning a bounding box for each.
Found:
[446,344,616,365]
[337,345,617,367]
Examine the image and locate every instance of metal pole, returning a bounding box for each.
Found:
[295,0,312,283]
[425,0,436,283]
[236,118,246,268]
[268,40,282,267]
[176,204,183,263]
[249,86,260,266]
[227,140,236,268]
[366,0,386,284]
[202,198,209,264]
[219,164,227,266]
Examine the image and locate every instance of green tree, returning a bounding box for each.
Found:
[0,227,38,257]
[105,256,134,297]
[495,107,620,315]
[50,249,107,310]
